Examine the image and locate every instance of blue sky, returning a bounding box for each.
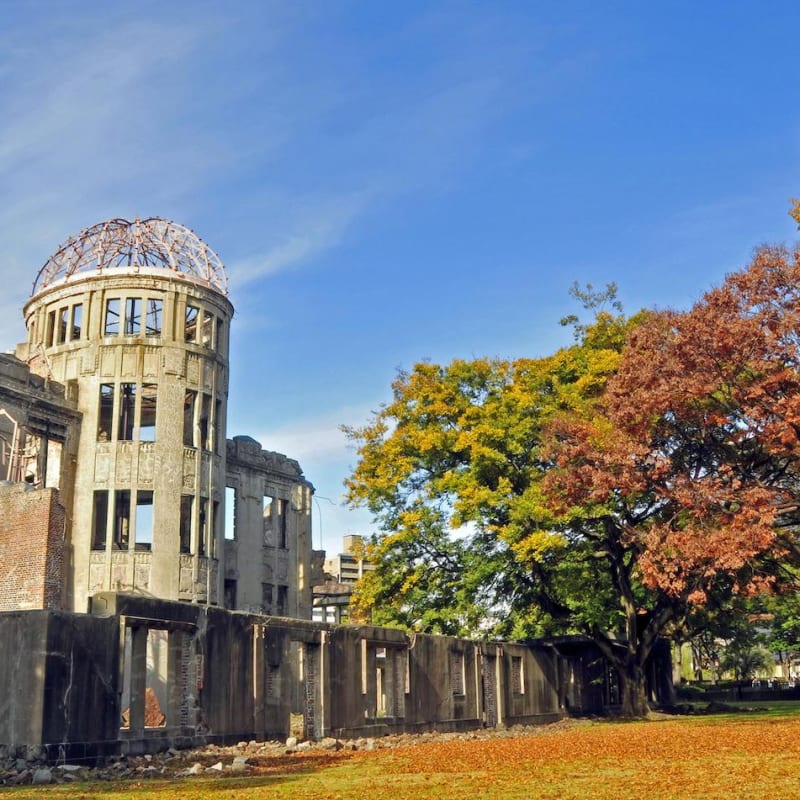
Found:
[2,1,800,552]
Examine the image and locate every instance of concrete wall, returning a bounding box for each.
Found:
[0,610,119,762]
[0,594,673,762]
[224,436,313,619]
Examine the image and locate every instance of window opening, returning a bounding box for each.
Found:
[46,310,56,346]
[140,384,157,441]
[145,298,162,336]
[92,490,109,550]
[214,317,223,351]
[276,585,288,616]
[45,440,62,488]
[224,579,237,609]
[224,486,236,540]
[211,500,219,558]
[71,303,82,340]
[214,399,222,453]
[263,495,274,545]
[125,298,141,335]
[277,498,288,548]
[376,647,387,716]
[183,390,196,447]
[105,298,120,335]
[119,383,136,440]
[198,497,208,556]
[199,394,211,450]
[98,384,114,440]
[135,491,153,550]
[511,655,525,694]
[262,583,274,615]
[57,307,69,344]
[114,490,131,550]
[450,651,465,696]
[185,305,199,342]
[201,311,213,347]
[179,495,193,554]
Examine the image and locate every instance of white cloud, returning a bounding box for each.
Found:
[227,190,371,289]
[242,402,375,468]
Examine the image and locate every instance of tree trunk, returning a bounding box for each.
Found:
[617,662,649,718]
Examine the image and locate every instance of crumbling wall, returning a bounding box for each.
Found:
[0,610,118,762]
[499,641,561,726]
[0,485,66,611]
[0,594,673,762]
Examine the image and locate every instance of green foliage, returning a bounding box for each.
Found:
[343,305,638,643]
[345,244,800,717]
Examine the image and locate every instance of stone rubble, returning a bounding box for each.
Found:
[0,719,584,786]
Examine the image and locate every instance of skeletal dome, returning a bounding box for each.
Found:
[32,217,228,296]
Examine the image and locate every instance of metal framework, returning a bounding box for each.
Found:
[32,217,228,296]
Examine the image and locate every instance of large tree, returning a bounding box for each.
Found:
[345,245,800,717]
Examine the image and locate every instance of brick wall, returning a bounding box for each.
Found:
[0,484,65,610]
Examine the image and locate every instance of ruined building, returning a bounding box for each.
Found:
[0,219,673,762]
[1,217,312,616]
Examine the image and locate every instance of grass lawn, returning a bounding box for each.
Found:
[3,707,800,800]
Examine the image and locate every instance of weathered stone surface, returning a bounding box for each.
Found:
[31,768,52,785]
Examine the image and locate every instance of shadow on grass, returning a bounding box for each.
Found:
[1,752,360,799]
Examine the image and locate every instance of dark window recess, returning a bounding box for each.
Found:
[98,384,114,441]
[276,585,288,616]
[105,298,120,335]
[199,498,208,556]
[179,495,193,554]
[183,390,196,447]
[92,490,108,550]
[145,298,162,336]
[211,500,219,558]
[140,384,157,441]
[214,399,222,453]
[118,383,136,440]
[114,490,131,550]
[135,491,153,551]
[71,304,82,340]
[199,394,211,450]
[224,579,237,610]
[185,305,199,342]
[277,498,288,549]
[125,298,140,335]
[262,583,274,614]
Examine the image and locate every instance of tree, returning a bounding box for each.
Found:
[345,302,662,695]
[345,243,800,717]
[536,244,800,713]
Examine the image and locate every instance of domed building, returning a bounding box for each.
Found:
[2,218,314,616]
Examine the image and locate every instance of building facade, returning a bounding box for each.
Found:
[1,217,312,616]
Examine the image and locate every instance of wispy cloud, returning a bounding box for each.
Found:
[227,190,372,290]
[241,402,375,469]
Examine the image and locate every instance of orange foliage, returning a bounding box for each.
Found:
[355,717,800,799]
[545,244,800,605]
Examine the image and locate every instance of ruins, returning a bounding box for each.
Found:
[0,218,672,762]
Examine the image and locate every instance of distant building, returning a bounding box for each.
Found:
[313,534,374,623]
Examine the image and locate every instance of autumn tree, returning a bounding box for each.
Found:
[538,244,800,713]
[344,304,656,646]
[345,243,800,717]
